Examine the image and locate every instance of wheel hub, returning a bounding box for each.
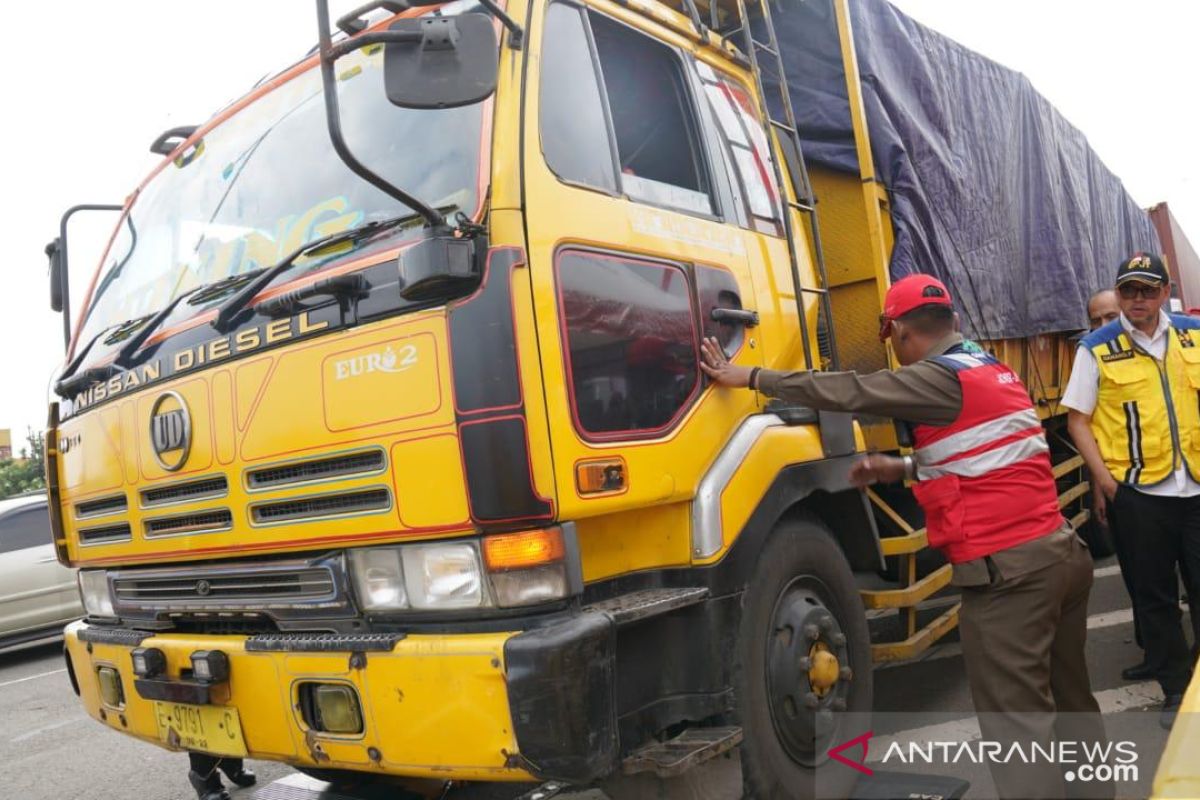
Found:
[808,642,840,697]
[765,577,853,766]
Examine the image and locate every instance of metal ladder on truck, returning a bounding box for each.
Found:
[730,0,841,371]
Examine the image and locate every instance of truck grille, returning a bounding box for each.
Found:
[246,449,386,490]
[141,476,229,507]
[251,487,391,524]
[143,509,234,537]
[75,494,128,519]
[78,522,132,545]
[113,567,336,605]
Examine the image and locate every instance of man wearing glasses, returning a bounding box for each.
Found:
[1065,253,1200,729]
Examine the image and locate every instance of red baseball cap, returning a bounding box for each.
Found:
[878,274,953,341]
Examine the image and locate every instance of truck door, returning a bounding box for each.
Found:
[522,1,766,542]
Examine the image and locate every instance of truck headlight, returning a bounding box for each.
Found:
[348,548,408,610]
[402,543,486,610]
[77,570,114,618]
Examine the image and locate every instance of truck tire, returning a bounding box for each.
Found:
[734,516,872,799]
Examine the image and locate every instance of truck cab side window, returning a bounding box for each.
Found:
[589,13,713,216]
[557,250,700,439]
[696,62,783,235]
[538,6,716,216]
[539,4,618,193]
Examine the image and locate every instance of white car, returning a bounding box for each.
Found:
[0,493,82,651]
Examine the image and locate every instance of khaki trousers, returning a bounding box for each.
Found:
[958,533,1111,800]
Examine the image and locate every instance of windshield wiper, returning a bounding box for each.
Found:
[211,209,439,332]
[54,272,267,399]
[53,313,152,398]
[55,208,466,399]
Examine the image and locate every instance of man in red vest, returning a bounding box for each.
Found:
[701,274,1106,799]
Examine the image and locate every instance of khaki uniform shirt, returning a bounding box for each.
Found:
[756,333,1072,587]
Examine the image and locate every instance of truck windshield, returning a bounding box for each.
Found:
[75,0,487,352]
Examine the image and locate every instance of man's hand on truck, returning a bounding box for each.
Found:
[699,336,755,387]
[700,336,908,488]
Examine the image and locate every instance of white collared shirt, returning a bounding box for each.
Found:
[1062,310,1200,497]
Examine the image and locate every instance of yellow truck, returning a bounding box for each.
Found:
[43,0,1158,797]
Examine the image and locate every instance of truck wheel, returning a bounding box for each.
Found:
[734,516,872,799]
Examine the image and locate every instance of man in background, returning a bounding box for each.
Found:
[1087,289,1120,331]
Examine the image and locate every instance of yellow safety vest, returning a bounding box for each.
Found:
[1083,318,1200,486]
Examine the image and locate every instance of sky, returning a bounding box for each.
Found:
[0,0,1196,441]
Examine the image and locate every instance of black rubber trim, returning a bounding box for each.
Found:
[133,677,213,704]
[76,626,150,647]
[244,632,406,652]
[64,646,81,697]
[819,409,857,457]
[504,611,618,783]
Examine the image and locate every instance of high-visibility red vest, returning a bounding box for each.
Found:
[910,347,1063,564]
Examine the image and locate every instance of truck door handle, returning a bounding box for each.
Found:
[710,308,759,328]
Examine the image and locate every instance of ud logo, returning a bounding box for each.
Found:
[149,391,192,472]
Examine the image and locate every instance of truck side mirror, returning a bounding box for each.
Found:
[46,238,64,313]
[51,204,124,350]
[383,14,498,109]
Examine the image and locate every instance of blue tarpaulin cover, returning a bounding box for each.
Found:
[765,0,1160,339]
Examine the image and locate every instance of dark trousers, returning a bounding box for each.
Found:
[1109,486,1200,695]
[958,533,1110,800]
[1107,501,1145,650]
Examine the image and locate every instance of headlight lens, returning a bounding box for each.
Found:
[347,531,573,614]
[77,570,114,617]
[348,548,408,610]
[402,543,485,610]
[490,563,569,608]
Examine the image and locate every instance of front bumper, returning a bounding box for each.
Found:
[64,613,616,783]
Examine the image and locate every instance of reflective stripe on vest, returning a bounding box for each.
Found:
[914,407,1043,467]
[918,430,1049,480]
[909,345,1063,563]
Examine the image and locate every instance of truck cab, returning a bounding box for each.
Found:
[51,0,883,796]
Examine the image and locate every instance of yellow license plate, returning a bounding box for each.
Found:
[153,701,248,757]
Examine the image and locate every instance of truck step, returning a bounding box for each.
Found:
[584,586,709,625]
[513,781,572,800]
[621,726,743,778]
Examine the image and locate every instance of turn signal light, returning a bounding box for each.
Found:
[483,528,565,572]
[576,458,627,495]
